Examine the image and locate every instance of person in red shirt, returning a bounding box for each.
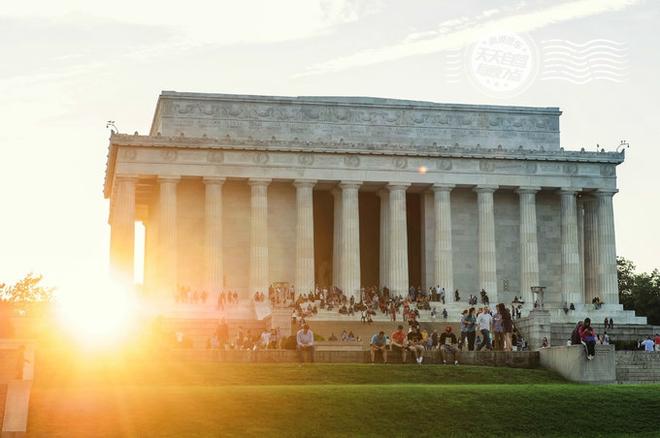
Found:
[390,325,407,363]
[654,333,660,352]
[579,318,598,360]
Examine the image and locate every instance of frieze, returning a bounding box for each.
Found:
[253,152,269,165]
[479,161,495,172]
[298,154,314,166]
[161,150,177,162]
[155,93,561,151]
[563,163,578,175]
[163,99,558,133]
[344,156,360,168]
[207,150,224,163]
[436,159,453,171]
[393,157,408,169]
[110,134,624,165]
[600,164,616,177]
[121,149,137,161]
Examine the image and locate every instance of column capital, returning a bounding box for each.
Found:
[248,178,272,187]
[594,188,619,197]
[387,182,411,191]
[293,179,317,189]
[515,186,541,195]
[158,175,181,184]
[339,181,362,190]
[473,185,498,194]
[203,176,226,185]
[431,183,455,193]
[559,187,582,195]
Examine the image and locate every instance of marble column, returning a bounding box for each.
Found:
[158,176,180,296]
[577,199,585,298]
[332,188,342,288]
[377,189,390,289]
[516,186,540,305]
[204,177,225,294]
[583,196,599,303]
[109,175,137,284]
[421,191,435,290]
[249,178,271,294]
[432,184,454,302]
[474,185,498,302]
[388,183,410,296]
[339,181,361,299]
[560,188,583,305]
[294,180,316,295]
[596,189,619,305]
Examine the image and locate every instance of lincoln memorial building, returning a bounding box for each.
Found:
[104,91,641,322]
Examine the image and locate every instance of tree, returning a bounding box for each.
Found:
[618,257,660,325]
[617,257,637,309]
[0,273,55,303]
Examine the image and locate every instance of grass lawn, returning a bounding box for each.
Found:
[27,360,660,437]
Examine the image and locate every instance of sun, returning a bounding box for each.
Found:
[55,274,139,348]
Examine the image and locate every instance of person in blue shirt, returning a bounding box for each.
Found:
[370,331,388,364]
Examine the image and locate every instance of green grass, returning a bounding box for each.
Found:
[27,361,660,437]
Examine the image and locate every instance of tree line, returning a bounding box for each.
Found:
[618,257,660,325]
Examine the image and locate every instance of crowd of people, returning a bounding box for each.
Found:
[175,286,209,304]
[287,284,504,327]
[205,318,285,351]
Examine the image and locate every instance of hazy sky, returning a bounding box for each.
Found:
[1,0,658,290]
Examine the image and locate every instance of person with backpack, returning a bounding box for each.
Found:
[570,321,583,346]
[579,318,598,360]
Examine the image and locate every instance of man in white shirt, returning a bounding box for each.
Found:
[640,336,655,352]
[476,307,493,351]
[260,329,271,349]
[296,324,315,363]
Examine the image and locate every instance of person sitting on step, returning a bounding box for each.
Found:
[579,318,598,360]
[439,326,460,365]
[370,331,388,364]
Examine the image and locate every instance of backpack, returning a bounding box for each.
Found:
[570,328,581,345]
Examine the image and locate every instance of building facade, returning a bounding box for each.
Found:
[104,91,631,318]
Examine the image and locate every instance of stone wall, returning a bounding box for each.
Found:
[539,345,615,384]
[615,351,660,383]
[171,348,540,368]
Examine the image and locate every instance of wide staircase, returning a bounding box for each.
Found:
[616,351,660,383]
[551,323,659,345]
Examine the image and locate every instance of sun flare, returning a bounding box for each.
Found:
[55,276,139,347]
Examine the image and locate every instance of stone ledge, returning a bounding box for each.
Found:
[168,349,539,368]
[540,345,616,384]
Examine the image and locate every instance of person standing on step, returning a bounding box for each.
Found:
[464,307,477,351]
[476,307,493,351]
[492,305,504,351]
[500,303,514,352]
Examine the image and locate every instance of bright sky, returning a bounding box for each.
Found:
[1,0,658,291]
